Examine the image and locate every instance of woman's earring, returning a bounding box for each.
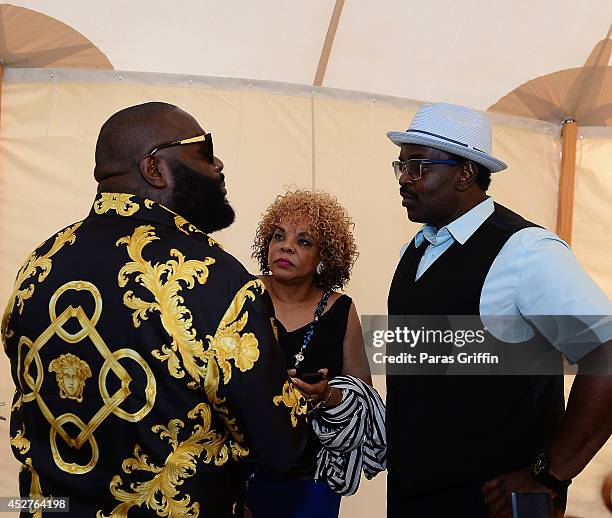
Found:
[316,262,324,275]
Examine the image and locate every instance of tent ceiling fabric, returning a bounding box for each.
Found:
[9,0,612,123]
[11,0,335,84]
[489,26,611,126]
[0,3,112,69]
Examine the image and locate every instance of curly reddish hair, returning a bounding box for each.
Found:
[253,190,358,291]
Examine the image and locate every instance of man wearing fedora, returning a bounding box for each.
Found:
[385,103,612,517]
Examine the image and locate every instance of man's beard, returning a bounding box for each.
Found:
[169,160,235,233]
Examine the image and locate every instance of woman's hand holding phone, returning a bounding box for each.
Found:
[288,368,329,404]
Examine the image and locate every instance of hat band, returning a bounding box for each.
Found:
[405,129,486,154]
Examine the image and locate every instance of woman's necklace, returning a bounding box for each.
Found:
[294,290,331,369]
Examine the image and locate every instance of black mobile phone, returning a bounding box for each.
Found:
[296,371,324,384]
[511,492,553,518]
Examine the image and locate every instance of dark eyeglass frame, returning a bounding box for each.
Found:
[392,158,460,181]
[148,133,214,163]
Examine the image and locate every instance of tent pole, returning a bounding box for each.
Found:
[555,119,578,245]
[0,62,3,131]
[312,0,346,189]
[314,0,346,86]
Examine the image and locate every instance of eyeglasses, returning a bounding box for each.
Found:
[148,133,214,163]
[392,159,460,181]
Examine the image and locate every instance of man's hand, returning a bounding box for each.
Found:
[482,469,562,518]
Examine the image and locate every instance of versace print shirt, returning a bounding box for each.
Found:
[2,193,308,517]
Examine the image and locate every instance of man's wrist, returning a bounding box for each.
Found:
[530,451,572,493]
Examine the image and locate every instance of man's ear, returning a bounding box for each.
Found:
[140,155,169,188]
[456,161,478,191]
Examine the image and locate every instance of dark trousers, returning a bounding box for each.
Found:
[388,476,489,518]
[388,479,567,518]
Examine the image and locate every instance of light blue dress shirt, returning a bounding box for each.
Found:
[401,197,612,362]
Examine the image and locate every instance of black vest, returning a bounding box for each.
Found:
[386,203,565,496]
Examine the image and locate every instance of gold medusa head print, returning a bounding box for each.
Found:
[49,353,92,403]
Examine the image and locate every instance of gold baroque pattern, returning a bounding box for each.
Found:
[205,280,262,377]
[94,193,141,217]
[12,391,23,411]
[98,403,228,518]
[202,280,266,460]
[117,225,216,384]
[2,222,82,341]
[174,215,223,249]
[19,280,156,475]
[174,215,203,236]
[273,381,308,427]
[21,458,43,518]
[208,236,223,249]
[116,228,268,462]
[270,318,279,341]
[10,424,31,454]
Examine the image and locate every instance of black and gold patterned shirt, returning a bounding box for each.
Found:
[2,193,308,517]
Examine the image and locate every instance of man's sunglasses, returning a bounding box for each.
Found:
[392,158,459,181]
[148,133,214,163]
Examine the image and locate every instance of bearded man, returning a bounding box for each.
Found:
[2,102,307,517]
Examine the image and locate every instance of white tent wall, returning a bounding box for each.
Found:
[573,130,612,295]
[0,70,610,516]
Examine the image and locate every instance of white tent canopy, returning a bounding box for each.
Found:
[7,0,612,116]
[1,1,611,516]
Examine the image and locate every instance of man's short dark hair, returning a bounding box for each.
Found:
[475,163,492,191]
[427,147,492,191]
[446,152,492,191]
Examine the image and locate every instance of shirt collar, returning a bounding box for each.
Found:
[88,192,224,248]
[414,197,494,247]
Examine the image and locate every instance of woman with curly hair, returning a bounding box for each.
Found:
[246,190,372,518]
